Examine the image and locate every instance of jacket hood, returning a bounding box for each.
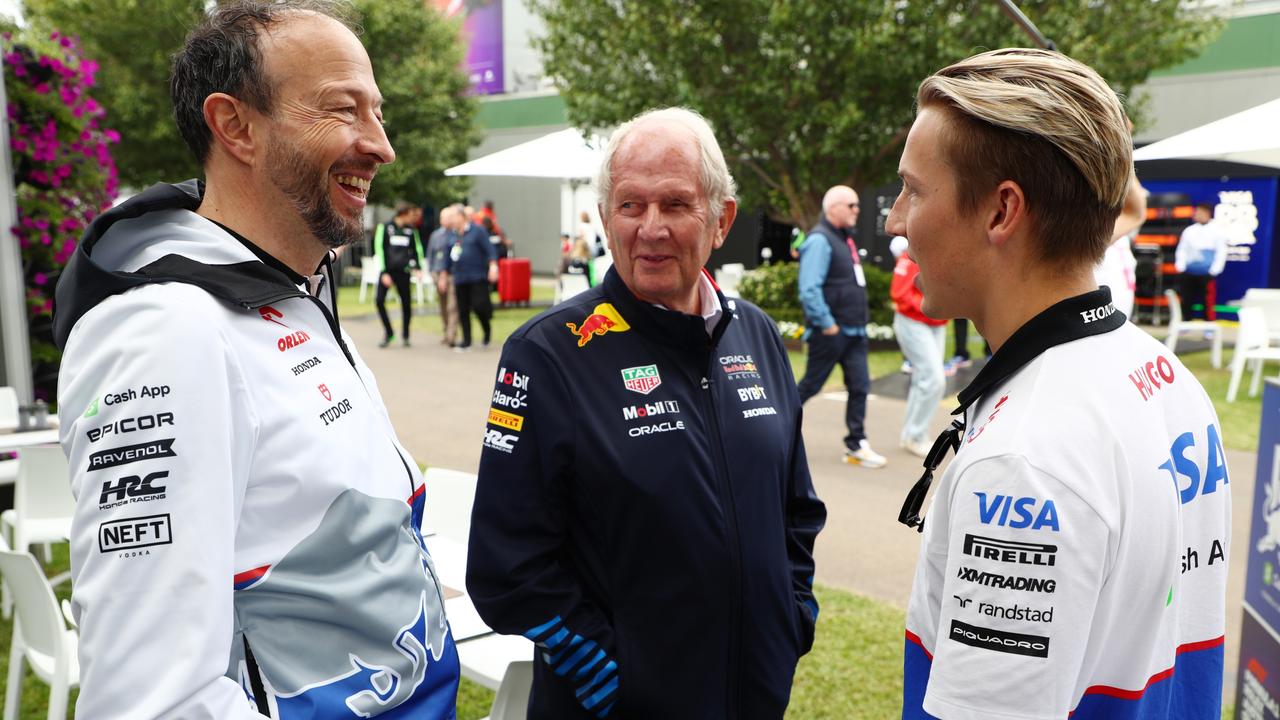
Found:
[53,180,309,349]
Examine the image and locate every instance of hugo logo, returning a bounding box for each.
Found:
[1129,356,1175,401]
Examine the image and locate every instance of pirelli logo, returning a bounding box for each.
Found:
[963,534,1057,567]
[487,408,524,432]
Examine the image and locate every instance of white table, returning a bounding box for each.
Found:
[0,428,59,453]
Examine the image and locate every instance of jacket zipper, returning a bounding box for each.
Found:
[700,371,744,718]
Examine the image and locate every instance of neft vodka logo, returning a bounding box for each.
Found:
[87,439,177,472]
[622,400,679,420]
[98,513,173,553]
[963,534,1057,567]
[949,619,1049,658]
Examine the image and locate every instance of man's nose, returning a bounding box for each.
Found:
[360,113,395,165]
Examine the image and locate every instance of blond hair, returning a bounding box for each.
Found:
[917,48,1131,267]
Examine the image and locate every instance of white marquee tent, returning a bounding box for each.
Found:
[1133,97,1280,169]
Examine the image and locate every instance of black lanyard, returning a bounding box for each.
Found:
[898,287,1127,532]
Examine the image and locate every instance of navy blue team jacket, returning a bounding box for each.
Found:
[467,267,827,719]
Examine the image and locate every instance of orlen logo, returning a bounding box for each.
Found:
[260,305,288,327]
[1129,355,1176,401]
[496,366,529,391]
[278,330,310,352]
[975,492,1060,532]
[1080,303,1117,324]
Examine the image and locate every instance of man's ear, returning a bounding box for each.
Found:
[203,92,258,166]
[986,180,1027,248]
[713,198,738,249]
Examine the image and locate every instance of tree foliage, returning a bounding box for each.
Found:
[530,0,1224,227]
[24,0,480,207]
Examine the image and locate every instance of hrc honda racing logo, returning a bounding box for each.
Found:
[99,471,168,510]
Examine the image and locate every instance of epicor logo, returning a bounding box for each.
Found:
[565,303,631,348]
[277,330,311,352]
[496,366,529,391]
[260,306,288,327]
[86,413,176,443]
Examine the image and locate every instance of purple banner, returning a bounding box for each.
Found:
[436,0,504,95]
[1238,381,1280,719]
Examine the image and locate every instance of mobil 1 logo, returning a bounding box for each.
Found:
[98,513,172,557]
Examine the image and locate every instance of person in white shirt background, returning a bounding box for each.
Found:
[1175,202,1229,320]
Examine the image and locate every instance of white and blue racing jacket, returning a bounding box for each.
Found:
[54,181,460,719]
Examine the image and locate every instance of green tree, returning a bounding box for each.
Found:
[24,0,479,206]
[530,0,1224,227]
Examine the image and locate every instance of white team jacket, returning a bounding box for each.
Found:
[54,181,459,719]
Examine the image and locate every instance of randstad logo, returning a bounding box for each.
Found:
[565,303,630,348]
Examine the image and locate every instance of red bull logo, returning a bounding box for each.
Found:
[565,303,631,348]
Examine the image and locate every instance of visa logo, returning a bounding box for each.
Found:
[974,493,1060,532]
[1158,424,1228,505]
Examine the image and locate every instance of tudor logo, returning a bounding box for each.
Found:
[260,305,288,327]
[319,383,332,402]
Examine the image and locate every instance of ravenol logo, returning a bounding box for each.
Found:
[565,303,631,348]
[621,365,662,395]
[488,408,524,432]
[84,396,100,418]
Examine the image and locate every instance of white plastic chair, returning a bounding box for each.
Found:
[1164,290,1222,368]
[558,274,591,304]
[421,467,478,543]
[481,660,533,720]
[1226,306,1280,401]
[0,549,79,720]
[358,257,380,303]
[1,447,73,618]
[1241,288,1280,344]
[0,387,18,487]
[715,263,746,298]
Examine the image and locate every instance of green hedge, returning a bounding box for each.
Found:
[737,261,893,327]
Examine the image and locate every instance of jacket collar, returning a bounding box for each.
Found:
[601,266,734,351]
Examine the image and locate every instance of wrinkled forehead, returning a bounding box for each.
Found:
[612,121,702,189]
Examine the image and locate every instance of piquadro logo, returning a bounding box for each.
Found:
[621,365,661,395]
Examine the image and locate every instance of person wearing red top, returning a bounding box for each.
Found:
[890,236,948,457]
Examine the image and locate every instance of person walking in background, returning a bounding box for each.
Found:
[796,184,885,469]
[373,201,425,347]
[889,236,946,458]
[1094,116,1148,319]
[890,48,1228,719]
[1175,202,1228,320]
[428,206,459,346]
[440,202,497,351]
[468,106,825,720]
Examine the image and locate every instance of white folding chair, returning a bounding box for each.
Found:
[421,467,479,543]
[481,660,533,720]
[1226,307,1280,401]
[1,447,73,618]
[358,257,380,303]
[1163,290,1222,368]
[0,549,79,720]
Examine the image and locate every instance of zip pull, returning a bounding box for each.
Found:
[700,377,709,390]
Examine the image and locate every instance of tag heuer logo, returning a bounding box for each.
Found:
[621,365,662,395]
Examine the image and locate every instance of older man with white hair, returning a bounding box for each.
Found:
[467,107,826,719]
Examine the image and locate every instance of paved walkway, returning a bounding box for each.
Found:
[346,305,1256,696]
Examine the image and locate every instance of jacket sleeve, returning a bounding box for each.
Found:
[797,235,834,329]
[413,229,427,270]
[58,286,263,719]
[373,222,387,272]
[771,324,826,654]
[1210,227,1228,276]
[467,335,620,717]
[1174,227,1189,273]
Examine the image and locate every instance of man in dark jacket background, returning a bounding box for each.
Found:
[467,107,827,719]
[796,185,885,469]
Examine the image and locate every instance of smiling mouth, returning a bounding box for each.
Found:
[335,174,371,198]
